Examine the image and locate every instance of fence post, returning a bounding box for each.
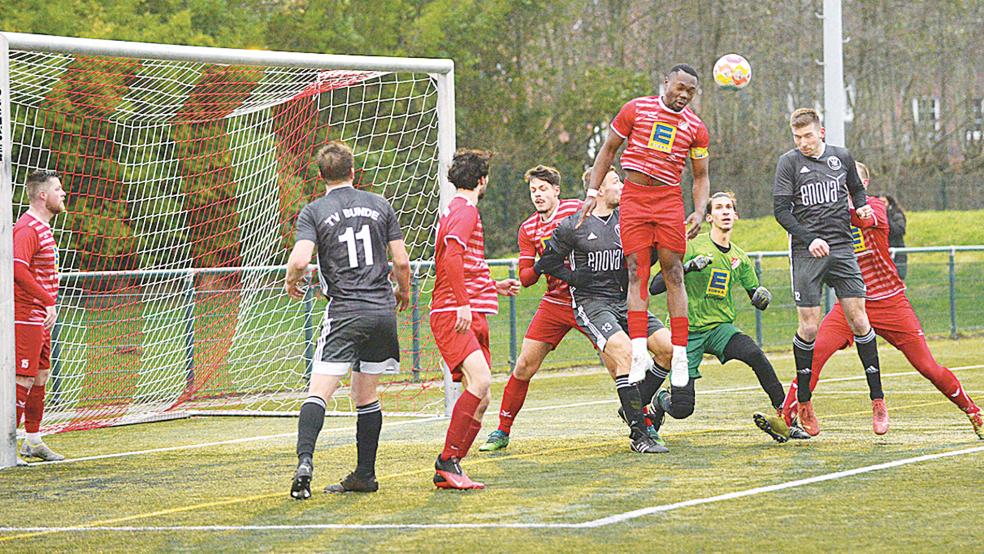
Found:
[303,285,315,381]
[411,271,421,383]
[754,255,764,347]
[183,272,195,387]
[949,247,957,339]
[509,260,518,368]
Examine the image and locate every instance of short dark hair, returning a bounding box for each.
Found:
[315,141,354,183]
[26,169,60,200]
[668,63,699,81]
[524,165,561,188]
[705,191,738,215]
[448,149,492,190]
[790,108,821,129]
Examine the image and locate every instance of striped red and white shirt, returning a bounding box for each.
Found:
[518,198,582,305]
[850,196,905,300]
[431,196,498,314]
[13,212,60,323]
[610,96,709,186]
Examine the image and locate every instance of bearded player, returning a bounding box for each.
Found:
[480,165,602,452]
[430,149,520,489]
[13,170,67,464]
[648,192,807,443]
[582,63,710,396]
[780,162,983,439]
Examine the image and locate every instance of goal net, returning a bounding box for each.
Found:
[0,34,456,433]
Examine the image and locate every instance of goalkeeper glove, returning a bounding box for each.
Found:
[749,286,772,311]
[684,255,713,273]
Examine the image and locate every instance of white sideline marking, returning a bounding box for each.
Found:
[580,444,984,528]
[22,364,984,467]
[2,445,981,533]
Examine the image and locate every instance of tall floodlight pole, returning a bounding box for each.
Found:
[823,0,846,146]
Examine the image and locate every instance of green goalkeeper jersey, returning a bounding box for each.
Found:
[684,233,760,332]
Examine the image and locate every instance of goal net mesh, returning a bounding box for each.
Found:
[5,47,449,432]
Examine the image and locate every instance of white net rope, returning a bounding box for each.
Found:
[6,50,447,432]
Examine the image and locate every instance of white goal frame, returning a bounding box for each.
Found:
[0,32,458,469]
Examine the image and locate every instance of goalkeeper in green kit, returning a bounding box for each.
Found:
[647,191,808,443]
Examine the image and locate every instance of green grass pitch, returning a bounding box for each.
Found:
[2,336,982,552]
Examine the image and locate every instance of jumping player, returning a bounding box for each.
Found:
[430,149,520,489]
[480,165,598,452]
[13,170,67,465]
[647,192,807,443]
[537,170,672,453]
[780,162,983,439]
[582,63,710,391]
[773,108,885,436]
[287,142,412,498]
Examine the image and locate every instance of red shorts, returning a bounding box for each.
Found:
[15,322,51,378]
[430,310,491,382]
[524,298,589,349]
[619,180,686,255]
[821,293,926,348]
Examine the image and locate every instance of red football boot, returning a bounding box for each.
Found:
[797,401,820,437]
[434,455,485,490]
[872,399,890,435]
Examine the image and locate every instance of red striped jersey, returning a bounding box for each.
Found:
[518,199,582,306]
[851,196,905,300]
[13,212,60,323]
[610,96,709,186]
[431,196,498,314]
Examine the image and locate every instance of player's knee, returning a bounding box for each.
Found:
[666,386,695,419]
[663,263,684,287]
[512,355,539,381]
[797,322,819,341]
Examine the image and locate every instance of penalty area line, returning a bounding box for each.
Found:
[1,444,981,534]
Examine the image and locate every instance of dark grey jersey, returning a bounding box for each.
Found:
[548,209,626,304]
[773,144,867,257]
[295,186,403,313]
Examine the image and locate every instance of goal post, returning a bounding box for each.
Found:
[0,32,458,466]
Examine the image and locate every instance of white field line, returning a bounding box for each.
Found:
[19,364,983,467]
[1,444,981,533]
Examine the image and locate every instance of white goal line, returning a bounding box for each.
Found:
[2,444,981,533]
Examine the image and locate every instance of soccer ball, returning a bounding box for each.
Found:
[712,54,752,91]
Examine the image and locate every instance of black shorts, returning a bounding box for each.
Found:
[312,308,400,376]
[790,252,866,307]
[572,298,663,352]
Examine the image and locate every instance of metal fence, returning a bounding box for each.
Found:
[46,246,984,387]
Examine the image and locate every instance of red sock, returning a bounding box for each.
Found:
[16,384,29,428]
[441,389,481,460]
[460,416,484,458]
[497,375,530,434]
[669,317,689,347]
[627,311,648,340]
[782,381,799,413]
[24,384,46,434]
[898,338,980,414]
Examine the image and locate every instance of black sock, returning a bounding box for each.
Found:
[638,364,668,405]
[723,333,785,410]
[355,401,382,478]
[296,395,326,462]
[793,334,815,403]
[855,329,883,400]
[615,376,645,433]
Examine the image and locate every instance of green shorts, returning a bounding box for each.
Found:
[686,323,742,378]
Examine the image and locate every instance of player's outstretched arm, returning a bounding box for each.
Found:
[284,240,315,300]
[388,239,412,311]
[578,131,623,228]
[648,255,712,295]
[686,157,710,239]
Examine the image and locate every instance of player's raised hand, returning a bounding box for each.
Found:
[855,204,874,221]
[685,211,703,239]
[43,305,57,330]
[575,196,596,228]
[495,278,520,296]
[455,304,472,333]
[808,238,830,258]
